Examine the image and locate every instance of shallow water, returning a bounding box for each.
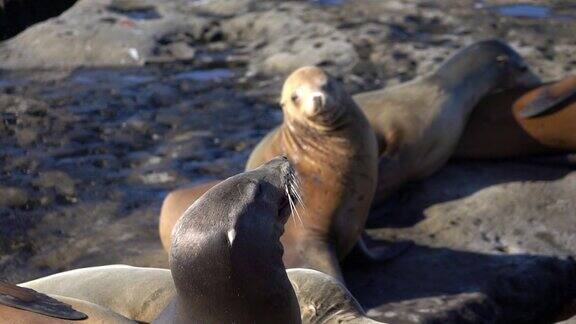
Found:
[311,0,346,6]
[172,68,233,81]
[493,4,551,19]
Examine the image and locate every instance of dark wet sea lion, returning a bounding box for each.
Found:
[159,66,387,282]
[454,75,576,159]
[159,180,219,251]
[155,156,302,323]
[354,40,541,206]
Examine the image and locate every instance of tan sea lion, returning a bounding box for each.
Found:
[454,75,576,159]
[20,265,175,323]
[354,40,541,206]
[23,157,385,323]
[0,282,136,323]
[159,66,384,281]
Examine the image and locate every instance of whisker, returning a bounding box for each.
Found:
[285,183,297,226]
[287,170,306,228]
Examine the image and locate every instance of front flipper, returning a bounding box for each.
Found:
[346,233,413,265]
[0,281,87,320]
[519,76,576,118]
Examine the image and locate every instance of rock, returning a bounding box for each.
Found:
[354,159,576,323]
[15,128,38,146]
[164,41,196,61]
[221,6,358,77]
[0,0,214,69]
[33,171,76,198]
[0,186,29,207]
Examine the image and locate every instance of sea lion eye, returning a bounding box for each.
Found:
[496,55,509,65]
[291,94,299,104]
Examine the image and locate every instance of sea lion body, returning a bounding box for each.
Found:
[0,281,136,324]
[19,266,383,324]
[245,67,379,281]
[157,156,302,324]
[354,40,541,206]
[159,181,219,251]
[455,75,576,159]
[0,297,136,324]
[20,265,175,324]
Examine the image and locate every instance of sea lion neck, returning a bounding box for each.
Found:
[429,45,511,109]
[167,174,301,324]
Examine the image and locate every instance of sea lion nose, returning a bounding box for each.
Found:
[312,93,325,112]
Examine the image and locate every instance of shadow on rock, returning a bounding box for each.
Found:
[344,244,576,323]
[368,159,573,228]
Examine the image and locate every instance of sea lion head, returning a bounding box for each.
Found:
[281,66,349,129]
[169,155,301,323]
[472,39,540,89]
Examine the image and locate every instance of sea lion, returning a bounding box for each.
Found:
[159,180,219,251]
[288,268,381,324]
[354,40,541,206]
[454,75,576,159]
[20,265,175,323]
[24,157,385,323]
[0,281,136,323]
[21,267,383,324]
[155,155,301,323]
[159,66,383,281]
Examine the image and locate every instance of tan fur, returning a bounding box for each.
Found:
[355,80,459,202]
[246,66,379,280]
[354,41,541,205]
[21,265,175,324]
[0,295,136,324]
[18,265,387,323]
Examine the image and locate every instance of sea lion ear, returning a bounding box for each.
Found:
[519,76,576,118]
[0,281,87,320]
[382,127,401,157]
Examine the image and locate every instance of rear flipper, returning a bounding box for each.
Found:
[0,281,87,320]
[346,233,413,265]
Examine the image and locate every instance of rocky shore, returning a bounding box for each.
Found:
[0,0,575,323]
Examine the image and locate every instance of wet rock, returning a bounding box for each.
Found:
[163,42,196,61]
[15,128,38,146]
[0,186,29,207]
[33,170,76,199]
